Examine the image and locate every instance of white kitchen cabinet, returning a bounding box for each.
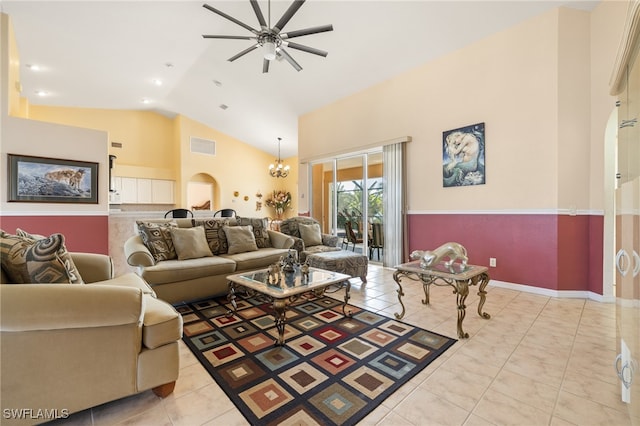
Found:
[120,177,138,204]
[151,179,174,204]
[112,177,174,204]
[136,179,153,203]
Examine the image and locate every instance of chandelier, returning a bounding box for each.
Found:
[268,137,290,178]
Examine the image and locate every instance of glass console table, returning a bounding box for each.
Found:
[393,260,491,338]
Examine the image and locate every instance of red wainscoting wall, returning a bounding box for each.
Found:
[0,215,109,254]
[407,213,603,294]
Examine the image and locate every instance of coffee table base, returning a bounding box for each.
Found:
[227,280,352,346]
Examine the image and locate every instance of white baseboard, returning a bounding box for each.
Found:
[488,280,615,303]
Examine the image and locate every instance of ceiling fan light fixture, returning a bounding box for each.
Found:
[264,41,276,61]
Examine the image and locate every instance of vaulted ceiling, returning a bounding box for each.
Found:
[2,1,597,158]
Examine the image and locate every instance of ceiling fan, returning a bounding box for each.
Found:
[202,0,333,73]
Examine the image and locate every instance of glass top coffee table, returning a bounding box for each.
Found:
[227,266,352,346]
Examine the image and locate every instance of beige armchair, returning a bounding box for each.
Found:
[1,252,182,425]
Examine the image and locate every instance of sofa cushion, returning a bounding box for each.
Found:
[140,256,237,285]
[298,223,323,247]
[224,225,259,254]
[301,244,342,262]
[193,219,231,255]
[235,217,272,248]
[221,247,291,271]
[0,231,83,284]
[136,221,177,262]
[170,226,213,260]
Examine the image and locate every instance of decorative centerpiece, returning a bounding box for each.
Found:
[267,262,281,285]
[280,250,298,273]
[410,242,468,272]
[300,260,310,283]
[265,190,292,220]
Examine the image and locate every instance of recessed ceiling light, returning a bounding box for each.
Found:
[35,90,48,97]
[165,62,174,68]
[141,98,152,104]
[219,104,228,110]
[152,78,163,86]
[213,80,222,87]
[26,64,41,71]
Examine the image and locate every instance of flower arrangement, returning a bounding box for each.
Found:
[265,190,292,219]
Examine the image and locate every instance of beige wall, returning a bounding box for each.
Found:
[24,105,299,218]
[28,106,177,179]
[299,6,623,214]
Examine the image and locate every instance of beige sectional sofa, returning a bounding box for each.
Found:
[124,217,294,304]
[0,242,182,424]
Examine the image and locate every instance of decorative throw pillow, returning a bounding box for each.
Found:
[0,231,83,284]
[193,219,230,254]
[1,230,34,283]
[16,228,46,241]
[223,225,258,255]
[169,226,213,260]
[136,221,177,262]
[235,217,272,248]
[298,223,323,247]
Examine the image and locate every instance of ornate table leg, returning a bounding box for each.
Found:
[455,279,470,339]
[342,281,353,317]
[393,270,406,319]
[476,272,491,319]
[421,275,435,305]
[272,298,288,346]
[226,281,237,317]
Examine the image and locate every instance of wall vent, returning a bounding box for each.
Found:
[190,137,216,156]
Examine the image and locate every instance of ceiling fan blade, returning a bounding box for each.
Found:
[202,3,258,34]
[263,58,270,73]
[228,44,259,62]
[273,0,306,33]
[203,35,254,40]
[284,41,328,57]
[277,48,302,72]
[281,24,333,40]
[250,0,267,29]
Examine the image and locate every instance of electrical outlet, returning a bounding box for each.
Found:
[489,258,497,267]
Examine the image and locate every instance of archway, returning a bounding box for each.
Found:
[187,173,216,212]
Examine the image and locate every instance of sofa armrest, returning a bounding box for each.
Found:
[125,235,155,267]
[0,284,144,332]
[322,234,340,248]
[267,230,295,249]
[71,252,114,283]
[288,236,305,253]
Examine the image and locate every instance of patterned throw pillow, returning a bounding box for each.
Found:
[193,219,231,255]
[15,228,47,241]
[136,221,177,262]
[235,217,272,248]
[0,230,83,284]
[1,230,33,283]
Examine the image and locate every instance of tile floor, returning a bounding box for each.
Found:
[49,264,635,426]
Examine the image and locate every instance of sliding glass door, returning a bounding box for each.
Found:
[309,150,385,264]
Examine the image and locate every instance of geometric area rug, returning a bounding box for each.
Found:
[177,293,457,426]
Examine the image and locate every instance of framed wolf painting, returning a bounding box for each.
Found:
[8,154,99,204]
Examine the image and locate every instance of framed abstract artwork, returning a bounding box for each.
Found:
[8,154,99,204]
[442,122,485,187]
